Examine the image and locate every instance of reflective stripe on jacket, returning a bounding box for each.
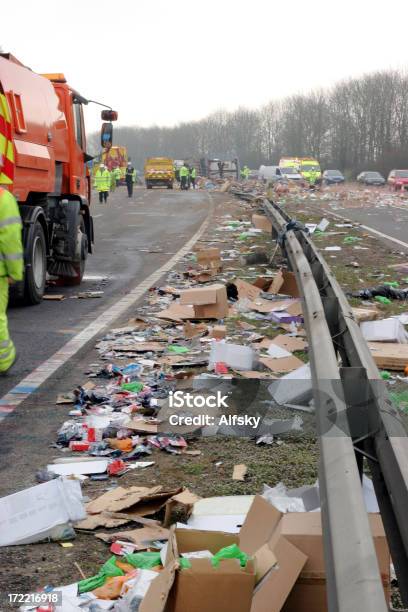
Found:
[93,169,111,191]
[0,188,23,280]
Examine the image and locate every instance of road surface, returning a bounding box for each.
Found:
[327,203,408,251]
[0,186,211,493]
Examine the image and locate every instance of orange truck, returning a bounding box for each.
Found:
[0,52,117,303]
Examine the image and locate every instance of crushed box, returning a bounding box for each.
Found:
[179,284,228,319]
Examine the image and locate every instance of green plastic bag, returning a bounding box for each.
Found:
[124,552,162,569]
[383,281,399,288]
[212,544,249,568]
[238,233,249,241]
[343,236,361,244]
[375,295,392,305]
[380,370,392,380]
[121,381,144,392]
[179,544,249,571]
[78,556,124,594]
[167,345,189,354]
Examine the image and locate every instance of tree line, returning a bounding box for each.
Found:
[90,70,408,177]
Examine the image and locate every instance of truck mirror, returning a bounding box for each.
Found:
[101,110,118,121]
[101,122,113,148]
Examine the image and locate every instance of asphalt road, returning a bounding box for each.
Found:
[0,185,211,495]
[330,204,408,250]
[1,186,210,399]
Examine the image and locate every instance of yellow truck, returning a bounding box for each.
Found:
[144,157,174,189]
[299,157,321,183]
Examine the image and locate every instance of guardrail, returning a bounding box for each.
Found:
[262,198,408,611]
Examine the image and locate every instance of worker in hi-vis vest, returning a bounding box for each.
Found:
[179,163,189,190]
[93,164,111,203]
[0,187,23,374]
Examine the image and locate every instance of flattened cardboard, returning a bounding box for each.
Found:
[235,279,262,301]
[352,307,380,323]
[95,525,170,546]
[368,342,408,370]
[271,335,308,352]
[184,322,208,339]
[157,304,195,321]
[252,214,272,232]
[239,371,277,380]
[180,286,219,306]
[259,355,304,373]
[232,464,248,481]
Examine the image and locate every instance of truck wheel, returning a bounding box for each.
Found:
[24,221,46,305]
[168,183,173,189]
[60,217,88,286]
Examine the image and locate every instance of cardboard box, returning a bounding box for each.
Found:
[180,284,229,319]
[142,495,307,612]
[166,529,256,612]
[195,248,222,271]
[252,214,272,233]
[240,496,389,612]
[368,342,408,370]
[269,271,300,298]
[211,325,227,339]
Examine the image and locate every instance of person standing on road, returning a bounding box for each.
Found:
[93,164,111,203]
[125,162,136,198]
[0,187,23,374]
[240,165,250,180]
[190,166,197,189]
[179,163,189,190]
[114,166,122,187]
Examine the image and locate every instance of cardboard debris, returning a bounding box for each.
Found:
[183,322,208,339]
[95,525,170,547]
[157,304,195,321]
[163,489,201,527]
[268,270,300,298]
[232,464,248,481]
[259,334,307,352]
[179,284,229,319]
[259,355,304,374]
[195,247,222,271]
[210,324,227,339]
[85,485,181,517]
[352,307,381,323]
[235,278,262,301]
[252,214,272,232]
[368,342,408,370]
[239,371,277,379]
[43,294,65,301]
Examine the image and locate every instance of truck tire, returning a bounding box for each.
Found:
[24,221,46,305]
[60,217,88,286]
[168,183,173,189]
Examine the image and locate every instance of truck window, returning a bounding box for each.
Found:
[73,101,84,149]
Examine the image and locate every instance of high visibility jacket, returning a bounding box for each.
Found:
[179,165,189,178]
[0,188,23,280]
[125,167,136,183]
[241,166,250,178]
[93,169,111,191]
[114,167,122,180]
[190,167,196,178]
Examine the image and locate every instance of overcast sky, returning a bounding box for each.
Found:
[3,0,408,133]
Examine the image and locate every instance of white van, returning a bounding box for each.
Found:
[258,165,283,182]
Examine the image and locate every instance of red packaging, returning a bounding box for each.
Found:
[87,427,96,442]
[69,440,90,451]
[215,361,229,374]
[108,459,126,476]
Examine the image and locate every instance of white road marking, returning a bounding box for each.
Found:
[0,195,214,421]
[322,209,408,251]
